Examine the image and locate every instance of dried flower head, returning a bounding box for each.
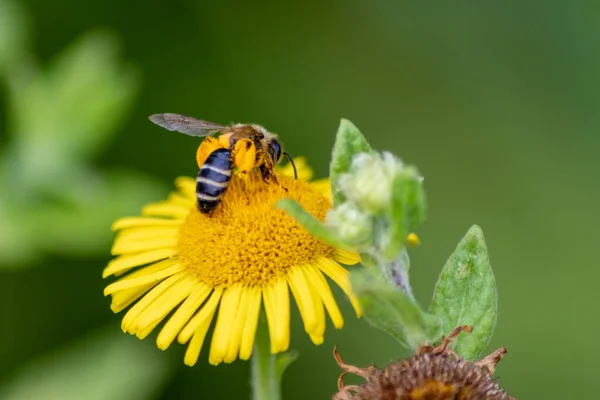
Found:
[333,326,514,400]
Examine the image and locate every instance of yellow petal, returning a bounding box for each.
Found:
[178,288,223,344]
[121,272,185,333]
[263,279,290,353]
[110,283,155,313]
[168,193,194,208]
[135,317,163,340]
[309,333,324,345]
[103,249,177,278]
[183,323,209,367]
[276,156,313,180]
[209,285,243,365]
[112,217,180,231]
[304,265,344,329]
[115,227,179,242]
[287,266,325,340]
[183,293,221,366]
[111,237,178,256]
[104,262,184,296]
[142,202,189,218]
[157,283,212,350]
[334,249,361,266]
[239,286,262,360]
[175,176,196,198]
[310,178,332,203]
[316,258,362,317]
[108,260,177,312]
[132,278,196,333]
[223,288,251,363]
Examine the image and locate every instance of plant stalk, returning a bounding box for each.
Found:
[251,321,280,400]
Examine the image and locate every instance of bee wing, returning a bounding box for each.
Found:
[149,113,227,137]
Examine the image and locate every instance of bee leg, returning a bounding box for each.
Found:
[259,164,287,190]
[232,138,257,174]
[196,137,224,169]
[272,174,289,192]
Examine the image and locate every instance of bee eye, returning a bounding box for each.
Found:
[270,141,282,162]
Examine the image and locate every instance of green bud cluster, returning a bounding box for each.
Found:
[279,119,499,358]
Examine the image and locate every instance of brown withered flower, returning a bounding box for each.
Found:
[333,326,514,400]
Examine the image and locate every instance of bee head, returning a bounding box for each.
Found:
[264,132,298,179]
[268,138,283,164]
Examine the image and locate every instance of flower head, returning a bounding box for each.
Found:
[103,160,361,366]
[332,326,513,400]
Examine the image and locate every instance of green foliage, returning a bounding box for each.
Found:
[350,269,441,350]
[384,166,427,260]
[26,170,165,256]
[276,198,353,251]
[275,351,299,387]
[8,30,139,190]
[314,120,499,359]
[429,225,497,360]
[0,0,28,74]
[282,118,440,354]
[329,119,371,207]
[0,8,165,268]
[0,328,172,400]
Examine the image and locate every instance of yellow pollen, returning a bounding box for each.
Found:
[177,172,334,287]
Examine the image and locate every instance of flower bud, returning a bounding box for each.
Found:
[338,152,404,213]
[326,202,373,247]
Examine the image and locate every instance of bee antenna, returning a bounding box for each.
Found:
[284,152,298,179]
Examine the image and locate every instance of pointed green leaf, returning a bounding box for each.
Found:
[429,225,497,360]
[276,198,352,251]
[385,166,427,260]
[351,269,441,350]
[275,350,298,386]
[329,119,371,206]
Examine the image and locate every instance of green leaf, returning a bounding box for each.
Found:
[329,119,371,206]
[0,0,29,72]
[275,350,298,387]
[276,198,352,251]
[8,30,139,188]
[385,166,427,260]
[351,269,441,350]
[0,327,172,400]
[429,225,497,360]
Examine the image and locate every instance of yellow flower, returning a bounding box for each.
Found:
[103,159,361,366]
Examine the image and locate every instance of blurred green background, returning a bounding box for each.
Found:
[1,0,598,399]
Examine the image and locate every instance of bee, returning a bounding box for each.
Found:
[149,113,297,214]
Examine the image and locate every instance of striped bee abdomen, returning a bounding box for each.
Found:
[196,148,233,214]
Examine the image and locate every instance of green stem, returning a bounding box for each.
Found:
[251,321,280,400]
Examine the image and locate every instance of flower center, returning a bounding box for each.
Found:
[177,172,334,287]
